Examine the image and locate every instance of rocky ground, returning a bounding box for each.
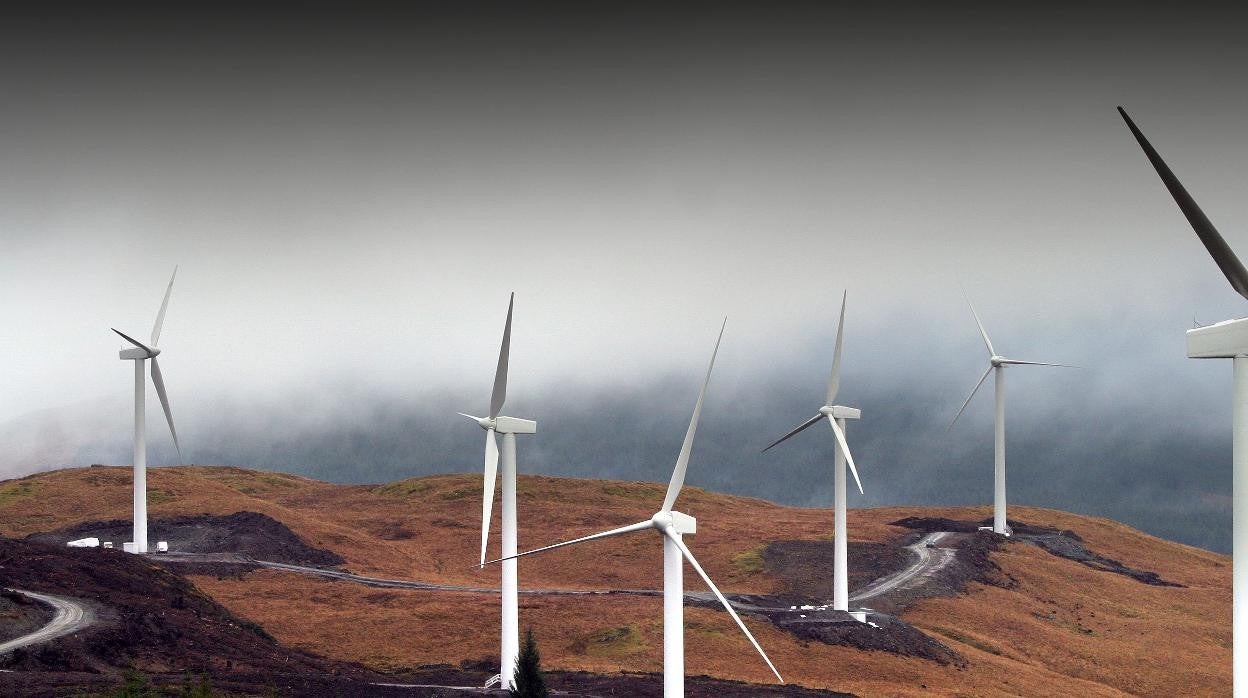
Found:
[760,540,908,603]
[25,511,344,574]
[0,589,53,644]
[890,516,1180,587]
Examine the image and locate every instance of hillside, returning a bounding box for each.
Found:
[0,465,1231,696]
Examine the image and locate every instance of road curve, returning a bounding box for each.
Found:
[166,534,959,610]
[0,589,92,654]
[849,531,956,604]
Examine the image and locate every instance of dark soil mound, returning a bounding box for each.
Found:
[0,536,371,680]
[545,669,855,697]
[771,611,964,667]
[889,516,981,534]
[951,530,1016,590]
[26,511,343,568]
[0,589,53,644]
[1017,529,1183,587]
[890,517,1180,587]
[762,541,907,603]
[0,665,854,697]
[711,534,982,664]
[422,659,855,697]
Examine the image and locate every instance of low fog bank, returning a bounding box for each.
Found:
[0,319,1231,553]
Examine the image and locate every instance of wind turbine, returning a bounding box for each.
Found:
[459,292,535,691]
[761,291,865,615]
[948,291,1070,536]
[1118,106,1247,697]
[112,267,182,555]
[487,320,783,698]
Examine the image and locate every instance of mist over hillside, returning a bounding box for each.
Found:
[0,319,1230,554]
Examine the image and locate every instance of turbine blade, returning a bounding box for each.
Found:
[827,416,863,495]
[661,317,726,513]
[483,520,652,566]
[490,293,514,419]
[963,291,996,357]
[948,365,992,431]
[149,357,182,464]
[1118,107,1248,302]
[666,529,784,684]
[826,290,847,404]
[998,359,1078,368]
[761,414,823,454]
[150,266,177,347]
[112,328,156,357]
[480,429,499,567]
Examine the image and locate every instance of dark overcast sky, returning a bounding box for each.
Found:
[1,2,1246,552]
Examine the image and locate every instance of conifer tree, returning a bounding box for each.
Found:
[510,627,549,698]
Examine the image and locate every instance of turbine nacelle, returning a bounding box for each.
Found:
[990,355,1005,367]
[119,346,159,360]
[1187,317,1248,359]
[458,412,537,434]
[650,509,697,535]
[113,328,160,360]
[819,405,861,420]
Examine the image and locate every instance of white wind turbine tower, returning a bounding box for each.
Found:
[487,320,783,698]
[459,292,535,690]
[1118,106,1248,697]
[112,267,182,554]
[761,291,866,616]
[948,292,1071,536]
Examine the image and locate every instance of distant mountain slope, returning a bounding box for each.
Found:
[0,465,1231,696]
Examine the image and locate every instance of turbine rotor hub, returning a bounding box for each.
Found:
[651,509,696,534]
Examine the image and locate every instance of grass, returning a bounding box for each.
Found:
[601,483,662,500]
[257,474,300,488]
[686,620,726,638]
[374,480,433,498]
[930,627,1005,657]
[729,545,766,577]
[0,482,38,509]
[215,472,300,496]
[575,624,649,658]
[148,489,176,505]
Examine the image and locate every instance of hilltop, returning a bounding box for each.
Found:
[0,464,1231,696]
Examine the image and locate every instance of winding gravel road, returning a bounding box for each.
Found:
[0,589,92,654]
[254,559,663,598]
[850,531,956,604]
[166,531,959,611]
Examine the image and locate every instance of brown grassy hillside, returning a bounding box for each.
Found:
[0,465,1230,696]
